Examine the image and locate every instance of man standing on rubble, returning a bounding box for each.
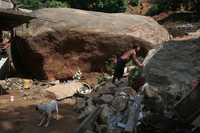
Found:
[112,46,144,83]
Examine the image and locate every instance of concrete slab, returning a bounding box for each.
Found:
[45,81,83,100]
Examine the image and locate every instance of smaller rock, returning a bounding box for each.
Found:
[96,82,116,95]
[84,130,95,133]
[78,98,96,120]
[78,105,96,120]
[74,97,86,112]
[100,104,113,124]
[0,80,6,85]
[107,128,123,133]
[114,78,128,88]
[143,90,164,114]
[111,94,128,112]
[100,94,114,104]
[103,82,116,90]
[144,85,159,98]
[115,87,137,97]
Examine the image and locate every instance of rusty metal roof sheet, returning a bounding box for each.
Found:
[0,8,35,30]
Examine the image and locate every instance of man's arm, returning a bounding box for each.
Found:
[132,51,144,68]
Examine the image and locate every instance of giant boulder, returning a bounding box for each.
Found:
[12,8,169,80]
[144,38,200,96]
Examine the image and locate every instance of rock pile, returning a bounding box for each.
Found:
[74,77,197,133]
[75,78,141,133]
[0,78,59,99]
[0,78,58,90]
[0,78,24,90]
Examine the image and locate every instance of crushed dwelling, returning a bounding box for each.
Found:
[0,7,34,79]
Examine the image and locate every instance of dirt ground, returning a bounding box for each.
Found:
[0,90,79,133]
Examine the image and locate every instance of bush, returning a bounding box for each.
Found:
[146,3,167,16]
[128,67,143,87]
[68,0,128,13]
[45,0,69,8]
[146,0,200,15]
[129,0,140,6]
[18,0,43,9]
[105,58,115,74]
[18,0,68,9]
[96,73,112,84]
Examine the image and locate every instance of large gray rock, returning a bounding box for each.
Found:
[13,8,169,79]
[144,38,200,96]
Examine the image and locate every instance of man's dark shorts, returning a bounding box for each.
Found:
[113,58,127,81]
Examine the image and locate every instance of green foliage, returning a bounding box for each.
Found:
[146,0,200,15]
[18,0,43,9]
[17,0,128,12]
[68,0,128,13]
[17,0,69,9]
[45,0,69,8]
[96,73,112,84]
[105,58,115,74]
[129,0,139,6]
[146,3,167,16]
[128,67,142,87]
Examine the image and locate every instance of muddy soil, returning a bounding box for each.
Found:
[0,90,79,133]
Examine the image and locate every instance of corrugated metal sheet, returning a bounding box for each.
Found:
[0,8,35,30]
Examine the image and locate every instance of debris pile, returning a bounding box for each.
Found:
[0,78,57,90]
[0,78,59,100]
[74,78,198,133]
[75,78,139,133]
[0,76,199,133]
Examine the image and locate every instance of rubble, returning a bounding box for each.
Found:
[74,77,198,133]
[74,78,141,133]
[0,78,57,91]
[99,95,114,104]
[0,76,198,133]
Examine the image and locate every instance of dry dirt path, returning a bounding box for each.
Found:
[0,90,79,133]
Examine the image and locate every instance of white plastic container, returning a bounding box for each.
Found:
[10,96,14,102]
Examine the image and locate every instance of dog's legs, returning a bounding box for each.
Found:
[38,113,46,126]
[44,114,51,128]
[56,112,59,120]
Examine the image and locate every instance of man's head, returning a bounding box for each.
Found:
[132,45,141,52]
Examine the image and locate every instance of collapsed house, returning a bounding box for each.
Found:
[0,1,34,79]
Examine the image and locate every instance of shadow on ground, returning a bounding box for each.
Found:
[0,103,79,133]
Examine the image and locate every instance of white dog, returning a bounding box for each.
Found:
[35,100,59,127]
